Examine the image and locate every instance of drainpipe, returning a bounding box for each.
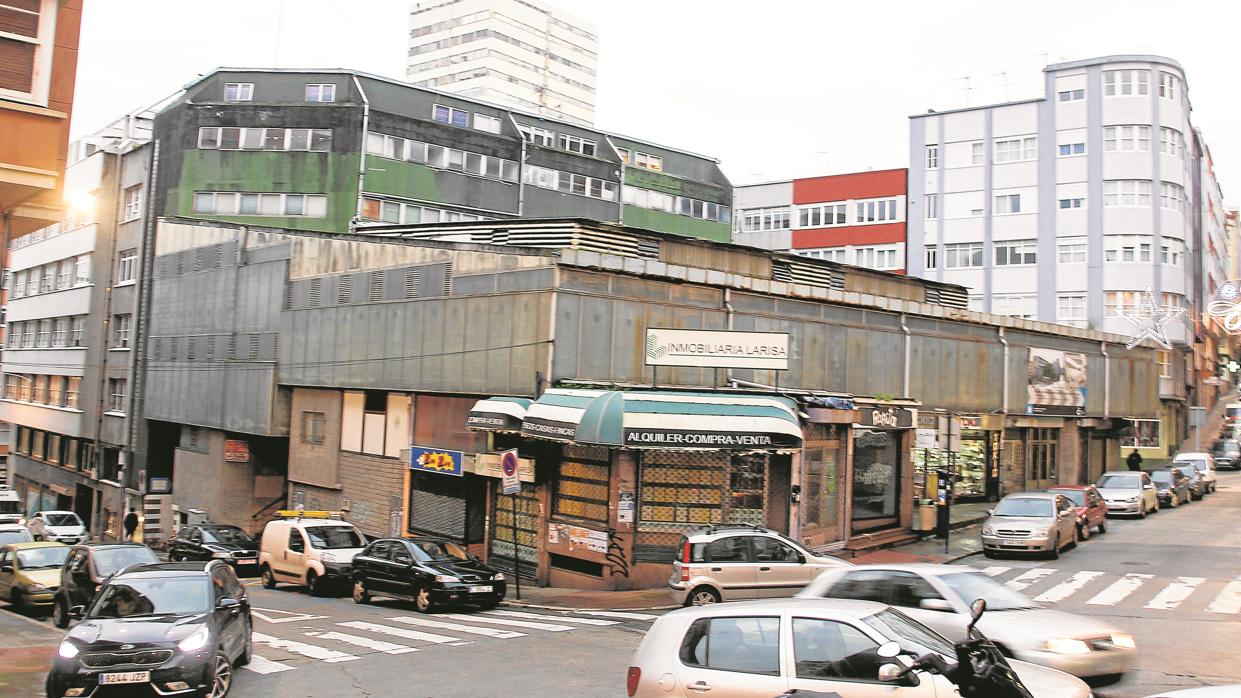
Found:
[93,148,127,539]
[1101,341,1110,418]
[351,75,370,231]
[900,314,911,398]
[724,288,736,388]
[998,327,1010,413]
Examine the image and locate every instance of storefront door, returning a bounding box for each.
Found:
[489,482,539,582]
[801,425,846,547]
[850,405,914,534]
[1027,428,1059,490]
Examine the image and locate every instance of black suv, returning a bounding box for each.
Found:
[47,561,250,698]
[52,542,160,629]
[351,536,505,612]
[169,524,260,573]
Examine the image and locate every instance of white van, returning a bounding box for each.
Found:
[0,487,22,525]
[1173,452,1217,494]
[258,511,367,595]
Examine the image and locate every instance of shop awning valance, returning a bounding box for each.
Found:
[465,396,532,432]
[474,388,803,451]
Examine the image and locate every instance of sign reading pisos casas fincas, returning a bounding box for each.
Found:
[645,328,789,370]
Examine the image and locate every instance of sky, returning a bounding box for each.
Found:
[72,0,1241,197]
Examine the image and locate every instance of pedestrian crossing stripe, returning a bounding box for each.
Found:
[978,566,1241,614]
[1086,573,1151,606]
[1004,568,1056,592]
[388,615,526,639]
[484,609,620,626]
[436,612,575,631]
[305,630,420,654]
[252,632,359,663]
[1144,576,1204,610]
[336,620,469,646]
[1033,571,1104,603]
[1206,576,1241,614]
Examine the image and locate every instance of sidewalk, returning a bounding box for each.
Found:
[850,523,984,565]
[501,585,679,611]
[0,606,58,697]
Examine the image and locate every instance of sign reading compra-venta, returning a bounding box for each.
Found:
[623,429,800,449]
[645,328,789,370]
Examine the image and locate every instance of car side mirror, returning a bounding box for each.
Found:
[216,597,241,610]
[919,598,954,612]
[985,508,993,516]
[795,552,806,564]
[0,564,11,573]
[1143,484,1155,490]
[69,605,84,619]
[878,663,906,682]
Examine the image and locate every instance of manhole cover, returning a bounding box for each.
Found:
[1121,561,1150,567]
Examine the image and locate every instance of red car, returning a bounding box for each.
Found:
[1047,485,1108,539]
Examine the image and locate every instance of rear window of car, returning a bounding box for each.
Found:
[677,537,706,563]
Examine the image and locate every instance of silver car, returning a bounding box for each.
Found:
[1095,470,1159,517]
[1173,453,1217,493]
[980,492,1079,558]
[799,563,1136,681]
[626,597,1091,698]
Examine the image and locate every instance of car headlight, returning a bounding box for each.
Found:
[25,582,47,592]
[1110,633,1136,649]
[981,525,994,536]
[320,552,337,563]
[1046,638,1091,654]
[57,640,80,659]
[1127,496,1140,503]
[178,626,210,653]
[493,573,505,581]
[434,574,460,583]
[211,552,231,558]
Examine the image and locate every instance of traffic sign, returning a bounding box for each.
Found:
[500,449,521,494]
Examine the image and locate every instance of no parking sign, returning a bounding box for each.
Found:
[501,450,521,495]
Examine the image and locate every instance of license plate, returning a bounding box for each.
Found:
[237,559,256,564]
[469,585,493,594]
[99,671,150,685]
[998,538,1024,545]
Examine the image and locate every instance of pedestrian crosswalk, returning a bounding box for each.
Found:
[242,608,628,676]
[971,564,1241,614]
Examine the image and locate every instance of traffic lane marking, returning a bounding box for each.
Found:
[1087,574,1153,606]
[1004,568,1055,592]
[305,630,419,654]
[252,632,360,663]
[1144,577,1206,611]
[484,610,620,626]
[435,612,575,631]
[388,615,526,639]
[1034,571,1105,603]
[337,620,472,646]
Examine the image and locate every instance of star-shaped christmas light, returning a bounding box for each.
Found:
[1123,288,1184,350]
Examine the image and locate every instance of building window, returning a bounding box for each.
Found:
[107,378,126,413]
[47,375,61,405]
[1057,239,1087,263]
[224,82,253,101]
[1058,143,1085,157]
[852,246,899,270]
[925,194,939,219]
[1160,182,1184,211]
[432,104,470,127]
[632,151,663,172]
[525,167,620,202]
[925,248,937,270]
[1160,127,1184,158]
[32,374,46,403]
[1057,88,1085,102]
[1158,72,1178,100]
[855,198,900,223]
[122,185,143,221]
[65,376,79,408]
[796,203,847,228]
[994,193,1021,214]
[1103,125,1150,152]
[112,314,131,348]
[1058,197,1084,209]
[740,207,790,232]
[35,319,50,346]
[943,242,984,268]
[193,191,328,218]
[1103,69,1149,96]
[994,239,1037,266]
[22,320,33,347]
[993,294,1037,319]
[301,411,326,445]
[198,127,331,152]
[304,83,336,102]
[553,446,611,525]
[558,134,597,157]
[517,124,555,147]
[70,316,84,346]
[1105,291,1146,317]
[56,258,71,289]
[993,136,1036,163]
[970,142,984,165]
[51,317,67,346]
[1057,294,1087,324]
[1104,235,1151,262]
[359,197,492,225]
[1162,292,1184,310]
[0,0,54,103]
[1161,240,1184,266]
[1156,350,1171,378]
[926,145,939,169]
[1103,180,1152,207]
[116,248,137,283]
[365,131,518,182]
[74,254,91,285]
[473,113,501,134]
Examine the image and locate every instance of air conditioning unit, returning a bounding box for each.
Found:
[340,498,351,511]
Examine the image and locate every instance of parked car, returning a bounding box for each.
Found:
[1095,471,1159,518]
[1046,485,1108,539]
[28,511,88,545]
[980,493,1079,559]
[1173,453,1217,494]
[169,523,260,573]
[1170,464,1205,500]
[668,523,851,606]
[799,563,1136,682]
[0,523,34,546]
[351,536,505,612]
[625,598,1091,698]
[0,541,68,611]
[1209,440,1241,470]
[52,542,161,628]
[46,561,250,698]
[259,511,366,595]
[1149,469,1191,508]
[0,487,22,525]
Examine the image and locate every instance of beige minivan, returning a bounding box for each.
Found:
[669,524,850,606]
[258,511,367,596]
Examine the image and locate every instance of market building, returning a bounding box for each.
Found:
[140,215,1160,589]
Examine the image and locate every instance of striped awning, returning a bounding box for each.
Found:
[511,388,802,451]
[465,396,532,433]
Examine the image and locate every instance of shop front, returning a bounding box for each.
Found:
[850,402,916,535]
[465,388,804,590]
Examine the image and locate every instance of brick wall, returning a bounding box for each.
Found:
[339,451,404,537]
[288,388,342,489]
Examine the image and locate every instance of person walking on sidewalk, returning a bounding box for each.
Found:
[123,508,139,541]
[1127,449,1143,471]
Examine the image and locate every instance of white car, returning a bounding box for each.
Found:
[1172,452,1217,494]
[258,511,366,595]
[27,511,88,545]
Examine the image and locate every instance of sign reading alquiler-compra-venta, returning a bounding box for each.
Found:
[644,328,789,370]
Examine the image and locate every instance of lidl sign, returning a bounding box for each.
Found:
[409,446,464,477]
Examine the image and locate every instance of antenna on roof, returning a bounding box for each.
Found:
[991,71,1012,101]
[957,76,973,106]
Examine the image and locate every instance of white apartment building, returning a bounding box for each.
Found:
[907,55,1227,346]
[407,0,598,125]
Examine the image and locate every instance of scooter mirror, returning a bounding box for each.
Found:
[878,663,904,682]
[877,641,901,658]
[966,598,987,633]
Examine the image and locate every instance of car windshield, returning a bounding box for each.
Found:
[1173,466,1198,479]
[89,578,209,618]
[0,501,21,514]
[1150,471,1174,485]
[410,540,471,562]
[305,526,364,550]
[201,526,253,544]
[991,498,1052,517]
[863,608,956,658]
[1212,444,1238,454]
[0,531,31,545]
[1175,460,1207,471]
[939,572,1037,611]
[1049,490,1085,506]
[92,546,160,577]
[16,546,69,569]
[1096,474,1140,490]
[44,513,81,527]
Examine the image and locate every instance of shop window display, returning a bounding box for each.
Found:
[852,430,899,520]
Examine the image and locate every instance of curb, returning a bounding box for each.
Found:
[945,549,984,563]
[500,599,679,612]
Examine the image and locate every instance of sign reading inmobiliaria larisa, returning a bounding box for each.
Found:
[644,328,789,370]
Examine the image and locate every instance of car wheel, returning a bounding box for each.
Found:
[352,579,371,605]
[1049,535,1060,560]
[306,571,324,597]
[414,585,434,613]
[1138,504,1147,519]
[234,623,252,667]
[1070,527,1079,549]
[260,565,277,590]
[687,586,722,606]
[1078,522,1090,540]
[204,649,233,698]
[52,596,70,629]
[9,589,24,612]
[1096,519,1107,534]
[479,600,500,611]
[983,549,998,559]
